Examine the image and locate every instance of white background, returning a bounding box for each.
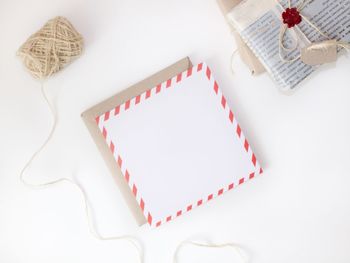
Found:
[0,0,349,262]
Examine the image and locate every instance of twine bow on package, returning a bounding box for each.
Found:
[226,0,350,91]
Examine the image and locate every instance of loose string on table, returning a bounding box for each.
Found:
[19,81,144,263]
[173,239,247,263]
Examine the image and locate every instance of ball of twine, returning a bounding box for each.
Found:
[17,16,84,79]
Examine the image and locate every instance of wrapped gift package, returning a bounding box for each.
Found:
[227,0,350,90]
[217,0,266,75]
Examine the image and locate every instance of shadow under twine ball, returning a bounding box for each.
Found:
[17,16,84,79]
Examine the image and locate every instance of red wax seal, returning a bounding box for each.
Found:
[282,7,302,28]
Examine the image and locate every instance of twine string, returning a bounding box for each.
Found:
[19,82,144,263]
[17,16,84,79]
[300,14,330,40]
[335,42,350,51]
[18,17,143,262]
[305,39,350,52]
[230,49,238,75]
[297,0,309,11]
[275,0,333,63]
[173,240,247,263]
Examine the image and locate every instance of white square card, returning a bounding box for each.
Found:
[96,63,262,227]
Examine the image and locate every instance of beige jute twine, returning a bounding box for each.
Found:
[17,16,83,79]
[173,239,247,263]
[17,16,144,263]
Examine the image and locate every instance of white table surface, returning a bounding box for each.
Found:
[1,0,350,262]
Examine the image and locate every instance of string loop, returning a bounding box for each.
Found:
[20,82,144,263]
[173,239,247,263]
[276,0,332,63]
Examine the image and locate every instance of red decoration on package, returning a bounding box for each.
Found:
[282,7,302,28]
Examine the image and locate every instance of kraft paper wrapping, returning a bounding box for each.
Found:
[81,57,192,226]
[227,0,350,90]
[217,0,266,75]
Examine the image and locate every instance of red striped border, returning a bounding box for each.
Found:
[96,62,262,227]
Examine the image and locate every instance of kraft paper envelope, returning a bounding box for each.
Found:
[217,0,266,75]
[82,59,262,228]
[81,57,192,226]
